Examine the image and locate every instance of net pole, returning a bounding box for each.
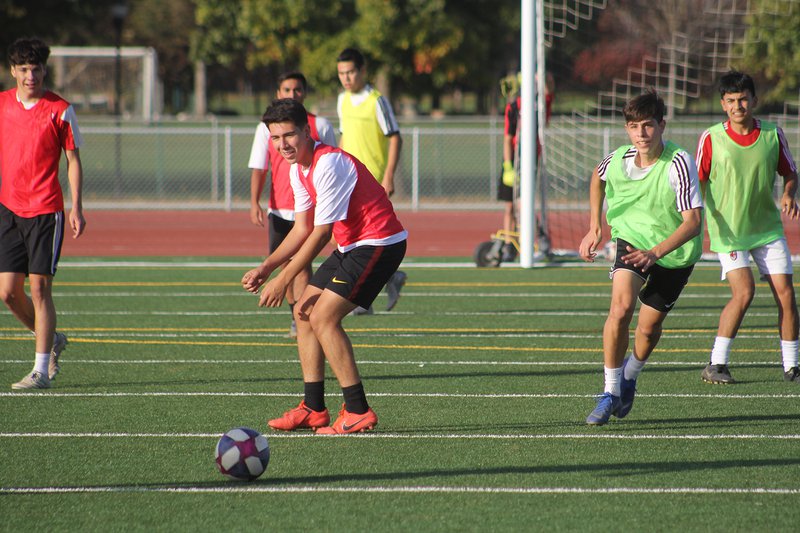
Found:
[536,0,548,250]
[519,0,539,267]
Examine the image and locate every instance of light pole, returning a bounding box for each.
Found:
[111,1,128,195]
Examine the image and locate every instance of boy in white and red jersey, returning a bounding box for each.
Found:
[242,98,407,434]
[0,38,85,390]
[248,71,336,337]
[696,71,800,384]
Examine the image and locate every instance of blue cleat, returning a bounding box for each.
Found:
[586,392,621,426]
[616,357,637,419]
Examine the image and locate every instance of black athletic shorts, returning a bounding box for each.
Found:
[310,240,407,309]
[0,203,65,276]
[268,213,294,254]
[610,238,694,313]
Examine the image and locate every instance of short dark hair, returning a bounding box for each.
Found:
[277,71,307,91]
[336,47,365,70]
[718,70,756,98]
[8,37,50,67]
[623,90,666,123]
[262,98,308,128]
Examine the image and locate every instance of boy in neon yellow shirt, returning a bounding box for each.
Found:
[336,48,406,312]
[696,71,800,384]
[579,91,703,425]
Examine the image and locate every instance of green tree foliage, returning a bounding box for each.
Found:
[192,0,250,67]
[741,0,800,104]
[128,0,196,112]
[231,0,520,107]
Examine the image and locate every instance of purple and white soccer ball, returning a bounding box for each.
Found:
[215,427,270,481]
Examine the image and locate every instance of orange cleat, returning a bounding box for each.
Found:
[268,401,330,431]
[316,405,378,434]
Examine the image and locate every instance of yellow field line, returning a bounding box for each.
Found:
[0,336,769,353]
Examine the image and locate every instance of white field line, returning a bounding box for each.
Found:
[0,391,800,400]
[2,432,800,440]
[59,261,475,269]
[1,391,798,399]
[1,485,798,495]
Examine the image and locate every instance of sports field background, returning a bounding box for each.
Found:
[1,260,799,531]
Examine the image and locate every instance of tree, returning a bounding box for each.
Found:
[740,0,800,104]
[128,0,197,113]
[235,0,521,112]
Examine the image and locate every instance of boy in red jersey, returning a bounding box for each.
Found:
[248,71,336,337]
[696,71,800,384]
[242,98,407,434]
[497,73,554,262]
[0,38,85,389]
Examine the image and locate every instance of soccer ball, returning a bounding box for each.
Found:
[215,427,270,481]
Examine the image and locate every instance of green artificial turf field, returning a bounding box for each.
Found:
[1,262,798,531]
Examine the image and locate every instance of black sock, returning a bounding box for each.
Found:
[342,382,369,414]
[303,381,325,412]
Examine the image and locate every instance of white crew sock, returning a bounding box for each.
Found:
[624,353,646,381]
[710,336,733,366]
[33,352,51,375]
[603,366,622,396]
[780,340,799,371]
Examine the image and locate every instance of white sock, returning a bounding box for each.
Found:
[710,337,733,366]
[780,340,799,371]
[624,354,646,381]
[33,352,51,375]
[603,365,622,396]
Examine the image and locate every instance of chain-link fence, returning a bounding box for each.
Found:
[66,117,509,211]
[64,116,800,252]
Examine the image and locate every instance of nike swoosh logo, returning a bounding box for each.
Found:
[332,277,348,284]
[664,301,675,309]
[341,417,367,431]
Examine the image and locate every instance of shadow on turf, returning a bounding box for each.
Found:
[87,456,800,489]
[270,457,800,484]
[364,367,597,381]
[617,412,800,430]
[54,375,299,389]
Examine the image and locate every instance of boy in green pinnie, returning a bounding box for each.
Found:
[696,71,800,385]
[579,90,703,425]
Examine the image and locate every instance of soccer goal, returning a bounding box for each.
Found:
[49,46,161,121]
[536,0,797,259]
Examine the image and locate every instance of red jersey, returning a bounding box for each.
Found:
[290,143,406,251]
[696,119,797,182]
[0,89,79,216]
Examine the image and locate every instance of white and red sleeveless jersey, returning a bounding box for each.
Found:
[695,119,796,182]
[248,112,336,220]
[0,89,81,216]
[290,143,406,252]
